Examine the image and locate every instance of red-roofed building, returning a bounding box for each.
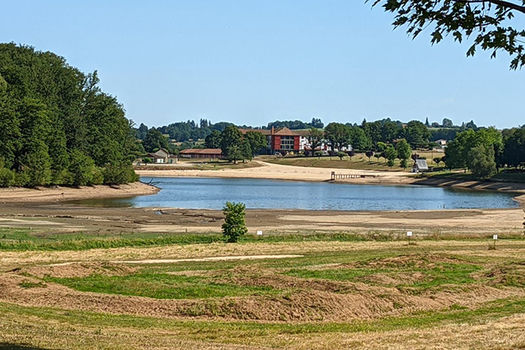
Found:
[239,127,301,154]
[179,148,222,159]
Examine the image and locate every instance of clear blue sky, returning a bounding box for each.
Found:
[1,0,523,128]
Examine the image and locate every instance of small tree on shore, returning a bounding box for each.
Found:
[396,139,412,168]
[385,145,398,167]
[222,202,248,243]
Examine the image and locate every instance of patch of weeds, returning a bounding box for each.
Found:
[19,281,46,289]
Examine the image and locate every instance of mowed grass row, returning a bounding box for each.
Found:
[2,297,525,349]
[1,228,521,251]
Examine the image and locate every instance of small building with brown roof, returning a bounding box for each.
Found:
[179,148,223,159]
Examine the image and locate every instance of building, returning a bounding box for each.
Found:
[412,159,429,173]
[239,127,301,154]
[434,139,448,150]
[179,148,222,159]
[147,149,177,164]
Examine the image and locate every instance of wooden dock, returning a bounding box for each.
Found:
[330,171,378,181]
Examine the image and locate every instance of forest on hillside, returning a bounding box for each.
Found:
[0,44,139,187]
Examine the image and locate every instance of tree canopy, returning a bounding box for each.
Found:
[371,0,525,69]
[0,44,137,187]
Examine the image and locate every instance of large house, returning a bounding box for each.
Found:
[239,127,301,154]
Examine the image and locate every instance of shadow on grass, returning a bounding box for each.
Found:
[0,344,50,350]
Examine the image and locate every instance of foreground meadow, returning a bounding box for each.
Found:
[1,229,524,349]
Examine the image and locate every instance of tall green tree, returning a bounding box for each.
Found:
[221,126,244,162]
[324,123,351,152]
[143,128,169,153]
[469,144,497,179]
[396,139,412,168]
[306,128,324,156]
[244,131,267,157]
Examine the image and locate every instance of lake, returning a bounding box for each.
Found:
[77,177,520,210]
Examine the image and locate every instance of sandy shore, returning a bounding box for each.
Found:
[136,161,413,183]
[0,182,159,203]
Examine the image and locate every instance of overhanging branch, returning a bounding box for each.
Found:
[453,0,525,14]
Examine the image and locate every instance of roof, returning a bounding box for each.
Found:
[239,127,300,136]
[179,148,222,155]
[148,148,170,158]
[414,159,429,170]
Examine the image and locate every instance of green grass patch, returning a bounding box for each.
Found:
[46,272,277,299]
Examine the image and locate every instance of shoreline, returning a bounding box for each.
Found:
[0,182,159,204]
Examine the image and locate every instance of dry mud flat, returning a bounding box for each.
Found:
[0,204,523,236]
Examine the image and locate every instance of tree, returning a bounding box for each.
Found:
[396,139,412,168]
[244,131,267,157]
[324,123,351,151]
[226,145,243,164]
[310,117,324,128]
[502,127,525,167]
[404,120,430,149]
[143,128,168,153]
[371,0,525,69]
[222,202,248,243]
[349,126,372,151]
[337,151,346,160]
[385,145,398,167]
[220,126,243,159]
[136,123,148,140]
[442,118,454,128]
[240,139,252,162]
[68,150,96,186]
[205,130,222,148]
[307,128,324,156]
[469,144,497,179]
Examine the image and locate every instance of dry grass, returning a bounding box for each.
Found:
[1,237,525,349]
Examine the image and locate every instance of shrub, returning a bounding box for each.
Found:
[103,163,138,185]
[0,168,15,187]
[337,151,346,160]
[14,171,30,187]
[222,202,248,243]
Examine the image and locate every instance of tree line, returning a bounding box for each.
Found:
[0,44,138,188]
[445,126,525,179]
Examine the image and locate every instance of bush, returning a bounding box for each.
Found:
[103,163,138,185]
[14,171,30,187]
[337,151,346,160]
[0,168,15,187]
[222,202,248,243]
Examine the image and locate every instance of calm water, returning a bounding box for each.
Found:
[76,177,519,210]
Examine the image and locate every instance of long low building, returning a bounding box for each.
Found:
[179,148,222,159]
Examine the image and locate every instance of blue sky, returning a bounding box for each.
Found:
[1,0,523,128]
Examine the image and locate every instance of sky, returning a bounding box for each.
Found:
[1,0,523,129]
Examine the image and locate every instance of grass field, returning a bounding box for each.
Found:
[1,228,524,349]
[259,151,445,171]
